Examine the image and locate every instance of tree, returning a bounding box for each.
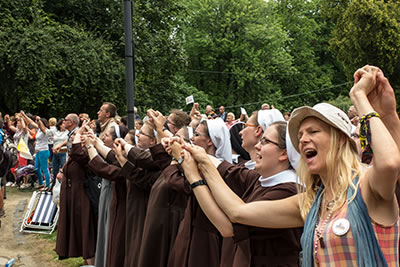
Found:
[0,0,124,118]
[181,0,294,112]
[325,0,400,101]
[272,0,347,110]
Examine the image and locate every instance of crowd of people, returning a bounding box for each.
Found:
[0,65,400,266]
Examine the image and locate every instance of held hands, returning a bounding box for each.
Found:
[85,132,97,146]
[180,149,202,184]
[350,65,380,97]
[367,70,397,120]
[182,143,209,166]
[113,141,128,166]
[147,109,166,131]
[161,136,184,159]
[114,138,128,157]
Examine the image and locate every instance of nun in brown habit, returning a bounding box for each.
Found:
[55,127,96,265]
[84,125,128,267]
[167,119,233,267]
[136,126,193,267]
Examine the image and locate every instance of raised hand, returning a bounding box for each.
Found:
[180,149,202,184]
[367,70,397,120]
[182,143,209,165]
[86,132,97,146]
[350,65,380,97]
[113,141,127,166]
[147,109,166,130]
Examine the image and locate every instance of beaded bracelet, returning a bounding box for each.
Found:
[359,111,380,164]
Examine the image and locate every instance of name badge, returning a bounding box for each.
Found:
[332,218,350,236]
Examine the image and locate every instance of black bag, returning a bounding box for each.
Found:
[83,171,102,218]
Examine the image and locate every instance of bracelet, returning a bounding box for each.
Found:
[359,111,380,149]
[87,145,93,150]
[190,179,207,190]
[359,111,380,164]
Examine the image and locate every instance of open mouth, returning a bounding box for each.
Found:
[304,149,317,159]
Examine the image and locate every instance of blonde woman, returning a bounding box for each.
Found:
[181,66,400,266]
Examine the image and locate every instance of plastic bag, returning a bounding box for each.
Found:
[52,179,61,205]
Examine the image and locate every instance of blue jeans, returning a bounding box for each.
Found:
[35,150,51,187]
[52,152,66,179]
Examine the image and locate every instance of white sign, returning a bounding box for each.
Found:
[240,107,247,115]
[186,95,194,105]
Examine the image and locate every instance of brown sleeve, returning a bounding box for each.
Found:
[121,159,161,191]
[217,161,260,197]
[105,150,120,166]
[163,164,191,195]
[149,144,172,170]
[69,143,89,166]
[88,155,122,181]
[127,147,159,169]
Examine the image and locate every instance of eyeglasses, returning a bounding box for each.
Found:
[193,132,208,138]
[64,118,71,122]
[167,120,176,127]
[259,137,280,147]
[243,123,258,128]
[138,130,154,139]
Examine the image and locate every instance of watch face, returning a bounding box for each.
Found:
[177,157,184,164]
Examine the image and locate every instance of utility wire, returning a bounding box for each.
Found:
[224,81,352,109]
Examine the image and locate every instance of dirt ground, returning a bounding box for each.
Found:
[0,187,78,267]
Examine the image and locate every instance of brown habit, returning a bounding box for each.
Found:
[218,161,302,267]
[138,144,188,267]
[88,151,126,267]
[56,143,96,260]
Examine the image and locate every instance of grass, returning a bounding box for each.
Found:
[37,231,85,267]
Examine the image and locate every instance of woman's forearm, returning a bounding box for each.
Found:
[191,182,234,237]
[199,159,246,222]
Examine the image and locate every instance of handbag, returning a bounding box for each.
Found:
[83,170,102,218]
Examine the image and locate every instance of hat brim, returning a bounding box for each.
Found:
[288,106,357,153]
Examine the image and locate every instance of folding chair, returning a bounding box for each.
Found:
[20,191,59,234]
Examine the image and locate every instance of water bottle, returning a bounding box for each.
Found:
[5,258,15,267]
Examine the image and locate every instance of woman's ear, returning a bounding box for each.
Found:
[279,149,289,162]
[255,126,263,138]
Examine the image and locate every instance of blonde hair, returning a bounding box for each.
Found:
[296,125,362,220]
[227,112,235,120]
[49,117,57,126]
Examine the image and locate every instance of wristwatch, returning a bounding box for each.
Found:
[87,145,93,149]
[172,156,184,164]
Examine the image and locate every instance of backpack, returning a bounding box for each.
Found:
[0,132,18,177]
[1,132,18,168]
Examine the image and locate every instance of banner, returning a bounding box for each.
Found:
[17,138,33,160]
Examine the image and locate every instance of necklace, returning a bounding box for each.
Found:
[314,196,335,261]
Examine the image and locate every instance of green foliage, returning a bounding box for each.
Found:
[1,0,399,118]
[0,0,124,118]
[324,0,400,109]
[182,0,294,112]
[326,94,352,113]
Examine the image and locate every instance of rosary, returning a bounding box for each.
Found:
[314,198,335,254]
